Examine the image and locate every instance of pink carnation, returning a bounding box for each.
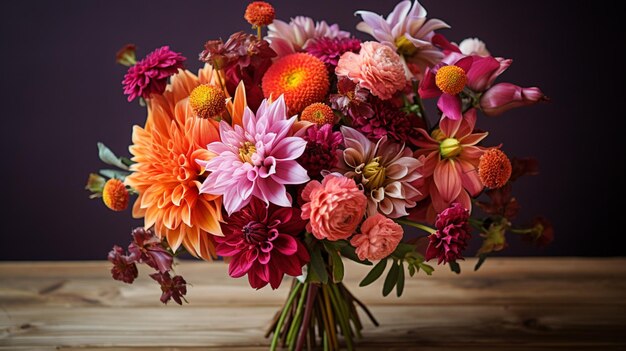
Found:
[350,214,403,261]
[122,46,186,102]
[335,41,406,100]
[301,174,367,241]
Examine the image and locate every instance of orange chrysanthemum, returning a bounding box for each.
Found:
[300,103,335,125]
[102,178,129,211]
[262,53,329,114]
[244,1,275,27]
[125,64,226,260]
[478,148,512,188]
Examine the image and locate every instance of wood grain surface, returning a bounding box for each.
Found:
[1,258,625,350]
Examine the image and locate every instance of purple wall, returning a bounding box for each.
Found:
[0,0,620,259]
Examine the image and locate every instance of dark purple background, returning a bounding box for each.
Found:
[0,0,620,259]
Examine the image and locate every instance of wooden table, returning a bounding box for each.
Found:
[1,258,625,350]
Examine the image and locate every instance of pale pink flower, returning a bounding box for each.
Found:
[355,0,450,79]
[301,174,367,241]
[350,214,403,261]
[480,83,547,116]
[266,16,350,57]
[413,109,488,214]
[458,38,490,57]
[336,41,406,100]
[335,126,422,218]
[198,96,309,215]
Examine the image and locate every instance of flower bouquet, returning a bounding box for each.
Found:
[86,1,552,350]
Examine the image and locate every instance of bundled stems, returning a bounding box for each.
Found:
[267,279,377,351]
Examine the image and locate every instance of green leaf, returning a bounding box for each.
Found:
[396,261,405,297]
[309,244,328,284]
[325,244,344,283]
[99,169,131,180]
[418,262,434,275]
[98,142,129,170]
[449,261,461,274]
[359,259,387,287]
[383,260,400,297]
[408,263,416,277]
[392,243,416,259]
[339,244,373,265]
[120,157,135,167]
[85,173,105,193]
[475,254,488,271]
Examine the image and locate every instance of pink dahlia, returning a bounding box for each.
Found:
[350,98,419,144]
[216,198,309,289]
[413,109,487,214]
[198,96,310,215]
[299,124,343,179]
[355,0,450,79]
[122,46,186,102]
[301,174,367,241]
[336,41,406,100]
[336,126,421,218]
[350,214,403,261]
[266,16,351,57]
[305,37,362,69]
[425,203,471,264]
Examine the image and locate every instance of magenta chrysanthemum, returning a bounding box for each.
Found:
[299,124,343,179]
[351,99,417,144]
[305,37,362,68]
[425,203,471,264]
[122,46,186,102]
[198,96,310,215]
[216,198,309,290]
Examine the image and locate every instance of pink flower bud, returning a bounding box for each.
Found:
[480,83,547,116]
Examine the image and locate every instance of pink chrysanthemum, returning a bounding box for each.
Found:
[305,37,362,68]
[299,124,343,179]
[425,203,471,264]
[350,98,418,144]
[336,41,406,100]
[198,96,310,215]
[122,46,186,102]
[216,198,309,290]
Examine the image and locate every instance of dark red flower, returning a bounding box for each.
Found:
[305,37,361,69]
[510,157,539,182]
[425,203,471,264]
[150,272,188,305]
[350,97,420,145]
[107,245,138,284]
[329,77,373,119]
[127,227,173,273]
[475,183,520,220]
[523,217,554,248]
[200,32,276,110]
[299,124,343,179]
[122,46,186,102]
[216,198,309,289]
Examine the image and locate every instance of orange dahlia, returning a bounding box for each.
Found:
[478,148,512,189]
[262,53,329,114]
[125,64,226,260]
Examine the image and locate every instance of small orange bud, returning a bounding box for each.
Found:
[478,149,512,189]
[245,1,275,27]
[102,178,129,211]
[300,103,335,125]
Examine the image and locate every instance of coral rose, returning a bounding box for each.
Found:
[335,41,406,100]
[301,174,367,241]
[350,214,403,261]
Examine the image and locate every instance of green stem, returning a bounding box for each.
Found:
[271,282,303,351]
[510,227,537,235]
[329,283,355,350]
[395,218,436,234]
[287,282,308,349]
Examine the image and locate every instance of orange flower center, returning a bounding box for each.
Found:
[189,84,226,119]
[478,149,512,188]
[440,138,462,158]
[239,141,257,164]
[435,65,467,95]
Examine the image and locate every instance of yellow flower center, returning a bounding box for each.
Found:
[363,157,386,189]
[440,138,462,158]
[239,141,257,164]
[395,35,417,56]
[435,65,467,95]
[284,69,306,89]
[189,84,226,119]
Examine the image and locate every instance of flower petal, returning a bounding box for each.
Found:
[433,160,462,203]
[438,93,463,121]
